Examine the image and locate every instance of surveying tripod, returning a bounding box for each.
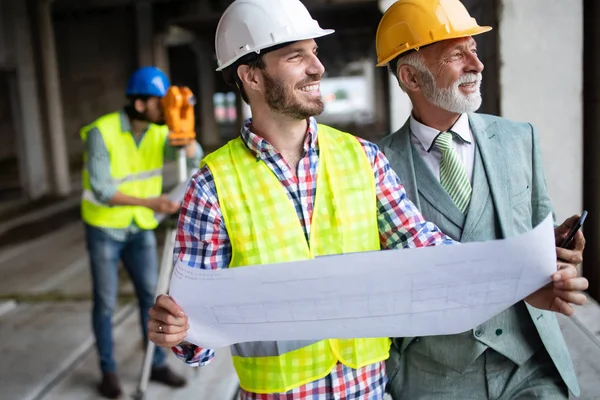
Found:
[132,86,196,400]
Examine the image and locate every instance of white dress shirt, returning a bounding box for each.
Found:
[409,113,475,184]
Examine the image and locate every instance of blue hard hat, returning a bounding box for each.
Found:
[125,66,170,97]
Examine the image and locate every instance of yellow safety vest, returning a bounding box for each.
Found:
[203,124,391,394]
[80,111,168,229]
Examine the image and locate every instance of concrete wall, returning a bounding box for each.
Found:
[0,1,17,163]
[0,72,17,162]
[499,0,583,222]
[53,7,137,160]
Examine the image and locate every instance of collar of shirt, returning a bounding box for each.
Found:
[410,113,472,152]
[240,117,319,159]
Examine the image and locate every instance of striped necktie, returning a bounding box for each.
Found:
[434,131,472,213]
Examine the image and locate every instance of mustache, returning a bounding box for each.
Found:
[296,75,321,88]
[456,73,482,86]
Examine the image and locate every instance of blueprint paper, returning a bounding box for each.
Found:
[169,213,557,348]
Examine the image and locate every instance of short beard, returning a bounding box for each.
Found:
[262,71,324,120]
[124,104,165,125]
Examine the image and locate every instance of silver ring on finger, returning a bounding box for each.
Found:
[158,324,164,333]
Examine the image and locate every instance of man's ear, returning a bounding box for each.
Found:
[398,64,421,92]
[237,64,263,93]
[133,98,147,113]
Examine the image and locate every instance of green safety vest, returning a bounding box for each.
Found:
[80,111,168,229]
[203,124,390,394]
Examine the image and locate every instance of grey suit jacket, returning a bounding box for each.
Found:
[378,113,579,396]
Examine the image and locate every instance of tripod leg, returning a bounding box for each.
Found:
[133,229,177,399]
[133,148,189,399]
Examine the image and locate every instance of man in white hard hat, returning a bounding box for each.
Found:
[147,2,434,397]
[145,0,587,398]
[375,0,587,399]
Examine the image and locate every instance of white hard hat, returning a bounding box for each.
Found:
[214,0,334,71]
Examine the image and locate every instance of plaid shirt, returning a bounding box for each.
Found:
[172,117,453,399]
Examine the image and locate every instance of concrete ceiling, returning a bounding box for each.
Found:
[53,0,378,13]
[161,0,382,75]
[52,0,384,75]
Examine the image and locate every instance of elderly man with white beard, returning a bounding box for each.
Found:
[376,0,587,399]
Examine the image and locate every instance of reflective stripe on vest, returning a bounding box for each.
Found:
[80,112,168,229]
[203,124,390,394]
[82,167,163,185]
[81,167,163,205]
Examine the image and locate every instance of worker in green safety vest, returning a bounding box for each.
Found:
[80,66,202,399]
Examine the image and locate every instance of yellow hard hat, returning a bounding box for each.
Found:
[375,0,492,67]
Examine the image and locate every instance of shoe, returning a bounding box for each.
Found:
[98,372,122,399]
[150,365,187,388]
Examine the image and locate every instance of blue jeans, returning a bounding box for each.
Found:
[85,224,166,373]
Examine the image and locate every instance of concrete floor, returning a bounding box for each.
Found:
[0,211,599,400]
[0,218,240,400]
[42,312,239,400]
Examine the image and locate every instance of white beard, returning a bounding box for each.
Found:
[421,71,483,114]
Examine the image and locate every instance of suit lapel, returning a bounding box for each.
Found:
[461,145,489,242]
[468,113,512,238]
[384,120,421,209]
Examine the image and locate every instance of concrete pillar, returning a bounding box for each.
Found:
[583,0,600,301]
[39,0,71,196]
[7,73,28,195]
[135,1,153,66]
[0,0,10,67]
[153,33,170,78]
[499,0,587,283]
[10,0,49,200]
[373,60,388,134]
[379,0,412,135]
[192,40,220,149]
[499,0,583,223]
